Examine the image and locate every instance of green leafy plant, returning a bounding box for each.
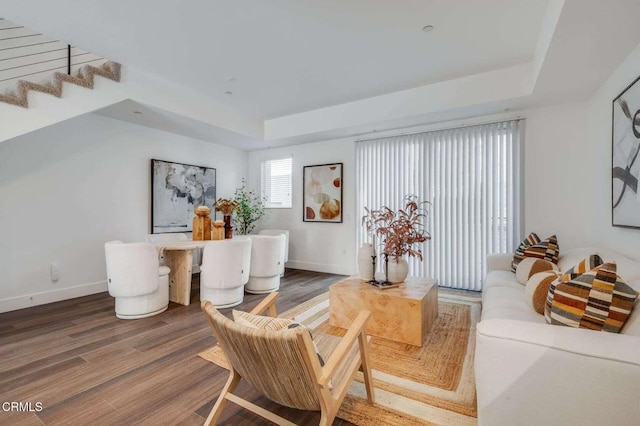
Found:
[233,179,266,235]
[362,195,431,261]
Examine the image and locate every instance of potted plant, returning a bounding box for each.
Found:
[232,179,266,235]
[362,195,431,283]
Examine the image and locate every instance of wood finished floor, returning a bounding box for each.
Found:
[0,269,353,426]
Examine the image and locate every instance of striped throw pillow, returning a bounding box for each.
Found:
[512,233,541,272]
[232,310,295,331]
[544,262,638,333]
[512,233,559,272]
[560,254,603,282]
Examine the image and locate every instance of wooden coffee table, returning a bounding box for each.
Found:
[329,276,438,347]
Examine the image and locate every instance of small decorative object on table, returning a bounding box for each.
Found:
[212,220,224,240]
[214,198,239,239]
[362,194,431,284]
[192,206,212,241]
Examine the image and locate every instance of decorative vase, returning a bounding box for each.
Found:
[357,243,375,281]
[386,257,409,283]
[223,215,233,239]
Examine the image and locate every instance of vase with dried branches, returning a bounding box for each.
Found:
[213,198,239,239]
[362,195,431,283]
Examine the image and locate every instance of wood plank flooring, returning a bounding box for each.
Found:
[0,269,354,425]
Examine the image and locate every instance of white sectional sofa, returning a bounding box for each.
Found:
[475,247,640,426]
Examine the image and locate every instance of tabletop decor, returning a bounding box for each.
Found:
[303,162,343,222]
[192,206,212,241]
[232,179,266,235]
[214,198,239,239]
[362,194,431,283]
[612,73,640,228]
[151,159,216,234]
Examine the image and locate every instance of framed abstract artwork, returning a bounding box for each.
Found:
[612,75,640,229]
[303,162,343,223]
[151,159,216,233]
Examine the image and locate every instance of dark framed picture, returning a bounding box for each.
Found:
[612,75,640,229]
[151,159,216,233]
[303,163,343,223]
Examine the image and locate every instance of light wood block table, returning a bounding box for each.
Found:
[329,276,438,347]
[155,240,207,306]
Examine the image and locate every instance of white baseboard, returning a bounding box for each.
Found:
[285,260,354,276]
[0,280,108,313]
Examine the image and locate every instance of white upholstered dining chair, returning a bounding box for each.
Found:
[245,234,285,294]
[258,229,289,276]
[200,237,252,308]
[104,240,170,319]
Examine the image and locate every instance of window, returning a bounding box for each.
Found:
[262,157,293,208]
[356,120,522,291]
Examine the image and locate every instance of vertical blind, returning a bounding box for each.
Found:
[355,120,522,291]
[261,157,293,208]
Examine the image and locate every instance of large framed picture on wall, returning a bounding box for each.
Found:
[612,75,640,229]
[303,162,343,223]
[151,159,216,233]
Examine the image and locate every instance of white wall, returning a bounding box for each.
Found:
[0,114,248,312]
[524,41,640,259]
[250,40,640,276]
[248,139,356,275]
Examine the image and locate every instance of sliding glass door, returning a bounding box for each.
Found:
[356,120,522,291]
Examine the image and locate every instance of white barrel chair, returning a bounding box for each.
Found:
[258,229,289,276]
[200,237,252,308]
[245,234,286,294]
[145,233,201,273]
[104,241,170,319]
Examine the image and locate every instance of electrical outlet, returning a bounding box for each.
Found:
[50,261,60,282]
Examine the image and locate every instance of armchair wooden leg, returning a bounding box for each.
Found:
[319,411,336,426]
[204,369,241,425]
[358,333,375,404]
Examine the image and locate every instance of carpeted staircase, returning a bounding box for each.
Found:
[0,60,121,108]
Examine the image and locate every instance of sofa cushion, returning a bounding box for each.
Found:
[483,270,522,293]
[515,258,558,285]
[511,233,540,272]
[511,233,559,272]
[545,262,639,333]
[525,271,560,314]
[481,286,546,323]
[560,254,603,281]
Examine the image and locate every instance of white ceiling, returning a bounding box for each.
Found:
[1,0,548,120]
[4,0,640,149]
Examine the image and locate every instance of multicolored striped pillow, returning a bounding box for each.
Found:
[545,262,638,333]
[512,233,559,272]
[560,254,603,281]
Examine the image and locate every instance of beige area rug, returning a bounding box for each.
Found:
[199,289,480,426]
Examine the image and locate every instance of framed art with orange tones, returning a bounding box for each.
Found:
[303,162,343,223]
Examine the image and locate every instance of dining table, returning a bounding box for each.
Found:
[153,240,208,306]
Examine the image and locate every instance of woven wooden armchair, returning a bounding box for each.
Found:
[201,292,375,425]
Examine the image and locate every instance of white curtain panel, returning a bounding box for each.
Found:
[356,120,522,291]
